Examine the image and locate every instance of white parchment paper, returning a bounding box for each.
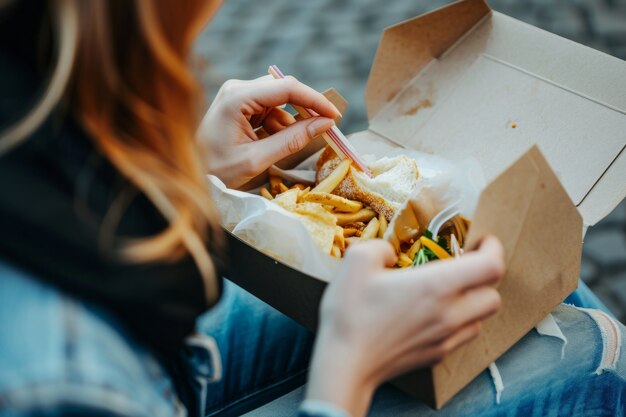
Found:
[209,145,485,282]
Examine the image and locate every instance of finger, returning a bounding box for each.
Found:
[249,106,274,128]
[247,116,334,168]
[399,286,498,347]
[263,107,297,135]
[380,343,449,381]
[443,286,501,329]
[252,74,273,81]
[439,321,482,354]
[389,322,481,377]
[230,77,341,119]
[467,234,504,255]
[344,239,398,270]
[448,235,505,290]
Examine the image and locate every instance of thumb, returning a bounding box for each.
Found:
[250,116,335,166]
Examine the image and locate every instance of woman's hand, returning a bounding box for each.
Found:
[199,76,340,189]
[306,237,505,417]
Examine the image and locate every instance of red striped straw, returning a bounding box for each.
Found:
[268,65,373,177]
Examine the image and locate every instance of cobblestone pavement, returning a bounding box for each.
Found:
[196,0,626,322]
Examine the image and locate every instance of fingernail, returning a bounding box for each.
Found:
[307,117,335,138]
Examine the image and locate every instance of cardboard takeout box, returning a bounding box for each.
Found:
[222,0,626,408]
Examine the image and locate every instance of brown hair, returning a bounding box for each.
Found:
[1,0,223,302]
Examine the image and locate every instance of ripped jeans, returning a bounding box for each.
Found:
[193,281,626,417]
[0,259,625,417]
[358,304,626,416]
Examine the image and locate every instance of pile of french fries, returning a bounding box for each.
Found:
[260,159,471,268]
[260,160,388,259]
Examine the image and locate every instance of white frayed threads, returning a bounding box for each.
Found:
[575,307,622,375]
[184,333,223,415]
[535,313,568,359]
[488,362,504,404]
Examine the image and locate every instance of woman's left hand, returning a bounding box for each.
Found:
[199,76,340,189]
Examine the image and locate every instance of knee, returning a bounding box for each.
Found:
[553,304,626,380]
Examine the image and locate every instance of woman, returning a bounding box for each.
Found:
[0,1,623,416]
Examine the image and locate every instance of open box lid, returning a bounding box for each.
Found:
[364,0,626,227]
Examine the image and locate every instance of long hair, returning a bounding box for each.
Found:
[0,0,223,302]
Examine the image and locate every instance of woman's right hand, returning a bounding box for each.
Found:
[198,76,339,189]
[306,236,505,417]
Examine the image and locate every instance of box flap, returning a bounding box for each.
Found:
[365,1,626,226]
[364,0,490,119]
[577,148,626,224]
[438,146,581,406]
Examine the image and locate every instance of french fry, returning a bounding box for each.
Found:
[377,213,388,238]
[343,222,366,231]
[312,159,351,194]
[335,208,376,226]
[260,187,273,200]
[407,239,422,260]
[460,215,471,228]
[343,228,359,237]
[397,253,413,268]
[256,127,270,139]
[278,183,289,193]
[331,244,342,258]
[360,217,380,239]
[273,188,299,210]
[291,183,307,190]
[452,215,467,247]
[303,192,362,213]
[269,175,283,195]
[293,202,336,224]
[334,226,345,250]
[295,213,336,255]
[296,186,311,203]
[345,237,361,247]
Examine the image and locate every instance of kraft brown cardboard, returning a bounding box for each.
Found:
[365,0,626,225]
[386,146,582,406]
[222,0,626,410]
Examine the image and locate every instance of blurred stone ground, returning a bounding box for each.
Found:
[196,0,626,322]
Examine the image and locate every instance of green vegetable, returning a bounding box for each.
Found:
[412,247,435,266]
[412,229,452,266]
[423,228,451,255]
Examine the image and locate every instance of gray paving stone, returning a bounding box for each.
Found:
[540,4,587,39]
[590,3,626,38]
[593,283,626,317]
[611,273,626,306]
[584,228,626,264]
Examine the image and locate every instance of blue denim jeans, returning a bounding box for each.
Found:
[179,279,314,417]
[248,301,626,417]
[0,261,312,417]
[0,259,625,416]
